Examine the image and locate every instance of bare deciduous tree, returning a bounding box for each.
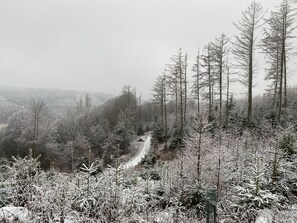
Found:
[213,33,230,127]
[192,49,203,114]
[201,43,215,120]
[30,98,46,157]
[233,1,264,127]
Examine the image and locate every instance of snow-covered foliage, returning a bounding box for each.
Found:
[0,124,296,223]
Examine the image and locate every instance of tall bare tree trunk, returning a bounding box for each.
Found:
[184,53,188,123]
[233,2,263,128]
[225,66,230,127]
[207,45,212,120]
[196,52,200,114]
[178,49,184,133]
[248,36,254,127]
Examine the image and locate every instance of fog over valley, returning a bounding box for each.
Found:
[0,1,297,222]
[0,0,296,98]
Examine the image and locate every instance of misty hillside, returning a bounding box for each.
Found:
[1,0,297,222]
[0,86,113,123]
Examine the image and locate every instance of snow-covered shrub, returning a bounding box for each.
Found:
[231,184,278,210]
[136,124,144,136]
[179,185,206,211]
[152,123,165,144]
[140,169,161,181]
[6,156,41,208]
[274,205,297,223]
[273,155,297,202]
[229,156,279,222]
[140,154,157,169]
[0,159,10,207]
[168,126,183,150]
[277,128,296,157]
[267,130,297,202]
[33,172,74,222]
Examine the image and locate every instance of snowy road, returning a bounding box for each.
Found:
[121,134,151,169]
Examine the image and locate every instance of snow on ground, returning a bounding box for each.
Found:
[255,209,273,223]
[121,134,151,169]
[154,210,174,222]
[255,216,272,223]
[274,205,297,223]
[255,208,297,223]
[0,206,30,222]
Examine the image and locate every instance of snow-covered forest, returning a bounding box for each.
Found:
[0,0,297,222]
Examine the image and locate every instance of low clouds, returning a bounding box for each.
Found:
[0,0,293,99]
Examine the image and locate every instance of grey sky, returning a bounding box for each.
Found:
[0,0,295,99]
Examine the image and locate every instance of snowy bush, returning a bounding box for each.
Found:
[273,155,297,202]
[277,128,296,157]
[231,184,278,210]
[6,156,41,208]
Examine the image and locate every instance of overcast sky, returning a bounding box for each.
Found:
[0,0,296,99]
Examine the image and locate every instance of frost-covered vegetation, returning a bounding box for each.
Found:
[0,0,297,222]
[0,86,143,170]
[0,124,296,222]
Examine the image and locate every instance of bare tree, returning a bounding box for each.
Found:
[201,43,215,120]
[261,7,282,108]
[185,112,209,183]
[233,1,264,127]
[177,49,184,133]
[270,0,295,121]
[152,75,165,125]
[167,48,188,133]
[30,98,46,157]
[163,72,168,148]
[261,0,296,119]
[280,0,296,110]
[183,52,188,123]
[213,34,230,127]
[192,49,203,114]
[166,65,179,124]
[225,64,233,128]
[152,72,168,147]
[85,93,92,111]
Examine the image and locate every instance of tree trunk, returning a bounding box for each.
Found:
[225,66,230,128]
[179,49,184,133]
[207,45,212,120]
[219,46,223,127]
[247,33,254,127]
[196,53,200,114]
[184,53,188,123]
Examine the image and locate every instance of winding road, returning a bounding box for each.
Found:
[121,134,152,170]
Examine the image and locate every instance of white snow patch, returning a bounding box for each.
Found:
[0,206,30,222]
[154,210,174,223]
[255,209,273,223]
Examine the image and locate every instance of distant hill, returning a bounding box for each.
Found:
[0,86,113,123]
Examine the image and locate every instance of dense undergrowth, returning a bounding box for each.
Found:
[0,123,296,222]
